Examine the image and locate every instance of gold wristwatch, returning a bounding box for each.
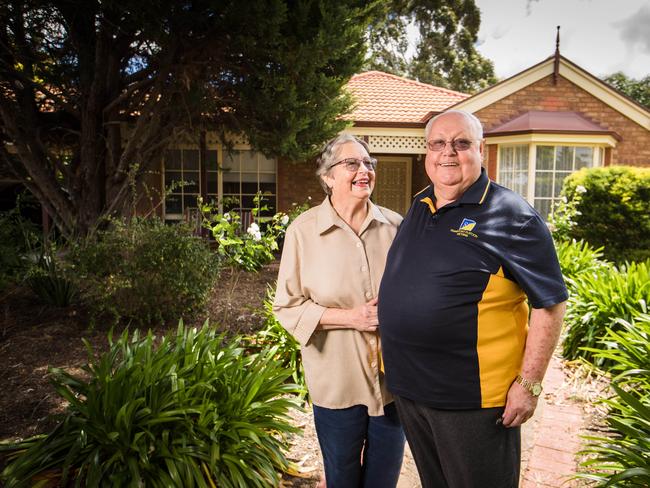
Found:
[515,375,543,397]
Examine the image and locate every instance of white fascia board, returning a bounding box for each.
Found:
[486,133,618,147]
[342,127,425,138]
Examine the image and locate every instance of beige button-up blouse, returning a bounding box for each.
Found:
[273,197,402,416]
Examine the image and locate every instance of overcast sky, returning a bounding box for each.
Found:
[474,0,650,81]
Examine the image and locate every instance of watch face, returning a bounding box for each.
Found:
[532,384,543,396]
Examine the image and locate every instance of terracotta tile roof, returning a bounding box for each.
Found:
[486,111,619,138]
[344,71,469,125]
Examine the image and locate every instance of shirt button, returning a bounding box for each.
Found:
[356,242,362,248]
[361,265,367,272]
[365,291,372,298]
[371,361,377,368]
[369,338,376,346]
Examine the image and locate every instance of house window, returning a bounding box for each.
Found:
[498,145,529,197]
[222,150,276,216]
[164,149,200,220]
[534,145,601,219]
[497,144,603,219]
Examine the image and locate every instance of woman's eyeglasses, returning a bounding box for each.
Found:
[330,157,378,172]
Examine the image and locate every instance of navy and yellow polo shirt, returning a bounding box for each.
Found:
[378,168,568,409]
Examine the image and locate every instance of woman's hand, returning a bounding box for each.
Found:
[349,297,379,332]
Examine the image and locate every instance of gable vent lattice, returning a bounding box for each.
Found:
[364,135,427,154]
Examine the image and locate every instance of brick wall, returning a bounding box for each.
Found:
[475,74,650,167]
[277,158,324,212]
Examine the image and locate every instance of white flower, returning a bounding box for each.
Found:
[281,214,289,226]
[561,196,568,203]
[576,185,587,194]
[247,222,260,237]
[224,213,231,221]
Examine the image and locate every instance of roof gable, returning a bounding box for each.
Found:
[486,110,619,139]
[344,71,468,126]
[449,55,650,131]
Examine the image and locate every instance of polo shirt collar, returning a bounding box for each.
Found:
[419,167,491,213]
[316,196,389,234]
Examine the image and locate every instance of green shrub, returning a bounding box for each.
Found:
[555,239,608,292]
[578,314,650,486]
[246,286,306,398]
[550,166,650,263]
[0,205,40,290]
[562,260,650,367]
[0,322,302,488]
[69,217,218,325]
[26,254,76,307]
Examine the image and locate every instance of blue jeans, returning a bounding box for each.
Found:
[313,402,405,488]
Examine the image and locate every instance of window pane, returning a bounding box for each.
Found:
[223,181,239,193]
[498,145,528,198]
[240,150,257,172]
[165,195,182,214]
[575,147,593,169]
[260,182,276,193]
[223,151,240,171]
[534,199,552,220]
[183,149,199,170]
[241,182,258,194]
[555,146,573,171]
[184,194,198,208]
[259,172,275,183]
[223,170,240,182]
[515,146,529,171]
[554,173,569,197]
[259,155,276,172]
[534,172,553,198]
[240,195,255,209]
[536,146,554,170]
[183,171,200,193]
[241,172,258,183]
[165,149,181,170]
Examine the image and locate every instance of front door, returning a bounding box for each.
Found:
[373,156,412,215]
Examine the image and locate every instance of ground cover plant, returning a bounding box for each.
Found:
[562,260,650,367]
[578,314,650,486]
[0,322,302,488]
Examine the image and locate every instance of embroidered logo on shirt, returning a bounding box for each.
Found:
[451,218,478,238]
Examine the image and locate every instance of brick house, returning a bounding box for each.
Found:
[159,51,649,223]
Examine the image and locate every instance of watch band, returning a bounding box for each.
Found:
[515,374,543,397]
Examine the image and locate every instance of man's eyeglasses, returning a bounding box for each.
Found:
[330,157,378,172]
[426,139,476,152]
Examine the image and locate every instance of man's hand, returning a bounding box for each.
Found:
[501,381,539,427]
[349,297,379,332]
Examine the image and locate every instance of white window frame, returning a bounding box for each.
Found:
[493,133,614,217]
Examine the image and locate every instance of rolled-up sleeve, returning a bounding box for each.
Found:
[273,225,326,346]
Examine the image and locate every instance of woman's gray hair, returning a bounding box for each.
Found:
[315,134,370,195]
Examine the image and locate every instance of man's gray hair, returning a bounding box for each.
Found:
[425,110,484,140]
[315,134,370,195]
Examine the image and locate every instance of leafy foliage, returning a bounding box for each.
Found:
[550,167,650,263]
[0,0,378,237]
[200,194,289,273]
[578,315,650,486]
[69,217,218,325]
[366,0,496,93]
[246,286,306,398]
[562,260,650,367]
[554,239,608,293]
[26,253,76,307]
[0,198,41,290]
[0,322,302,488]
[604,72,650,109]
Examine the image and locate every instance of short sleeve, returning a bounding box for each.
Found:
[502,215,569,309]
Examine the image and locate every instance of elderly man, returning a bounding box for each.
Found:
[378,110,568,488]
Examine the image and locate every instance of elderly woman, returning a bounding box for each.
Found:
[273,134,405,487]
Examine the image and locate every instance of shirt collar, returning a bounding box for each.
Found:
[419,167,491,213]
[316,196,389,234]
